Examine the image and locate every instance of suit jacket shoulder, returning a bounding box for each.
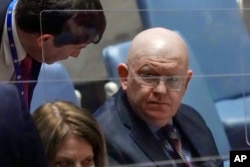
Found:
[174,104,223,166]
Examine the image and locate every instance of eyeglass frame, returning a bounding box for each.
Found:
[127,66,188,91]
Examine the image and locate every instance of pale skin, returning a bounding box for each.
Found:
[53,133,94,167]
[118,27,193,128]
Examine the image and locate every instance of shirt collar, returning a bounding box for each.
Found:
[147,120,173,140]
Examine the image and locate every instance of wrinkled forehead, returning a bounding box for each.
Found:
[133,56,187,76]
[128,43,188,71]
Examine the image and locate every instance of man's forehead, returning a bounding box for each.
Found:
[133,50,182,63]
[134,59,181,71]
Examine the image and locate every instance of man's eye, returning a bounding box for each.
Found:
[82,158,94,167]
[166,76,180,82]
[140,74,157,81]
[166,76,182,81]
[55,160,74,167]
[140,74,157,78]
[140,74,152,77]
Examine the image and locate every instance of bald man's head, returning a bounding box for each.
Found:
[117,27,193,127]
[126,27,189,70]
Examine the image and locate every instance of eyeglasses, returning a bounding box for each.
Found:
[134,74,186,91]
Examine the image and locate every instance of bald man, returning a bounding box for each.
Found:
[94,27,223,167]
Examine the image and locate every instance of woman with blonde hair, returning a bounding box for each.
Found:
[33,101,107,167]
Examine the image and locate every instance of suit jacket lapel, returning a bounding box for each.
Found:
[173,105,222,167]
[130,114,168,163]
[174,109,208,158]
[116,89,171,167]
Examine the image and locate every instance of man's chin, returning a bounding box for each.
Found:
[144,114,171,128]
[43,59,56,64]
[145,109,167,118]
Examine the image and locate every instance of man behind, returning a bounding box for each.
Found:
[0,0,106,110]
[94,27,223,167]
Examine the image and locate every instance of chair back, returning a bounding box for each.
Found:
[102,41,131,85]
[30,62,80,112]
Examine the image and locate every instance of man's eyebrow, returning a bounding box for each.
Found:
[138,67,155,73]
[55,156,73,161]
[140,64,153,70]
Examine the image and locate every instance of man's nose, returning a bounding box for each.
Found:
[153,80,167,94]
[75,162,81,167]
[70,51,81,57]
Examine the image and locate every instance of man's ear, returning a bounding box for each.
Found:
[36,34,54,47]
[117,63,129,91]
[184,70,193,90]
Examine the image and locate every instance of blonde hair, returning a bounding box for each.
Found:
[33,101,107,167]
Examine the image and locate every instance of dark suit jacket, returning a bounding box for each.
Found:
[0,0,11,39]
[0,0,41,110]
[94,88,224,167]
[0,84,48,167]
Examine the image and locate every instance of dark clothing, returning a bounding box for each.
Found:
[94,88,223,167]
[0,84,48,167]
[1,4,46,166]
[0,0,11,39]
